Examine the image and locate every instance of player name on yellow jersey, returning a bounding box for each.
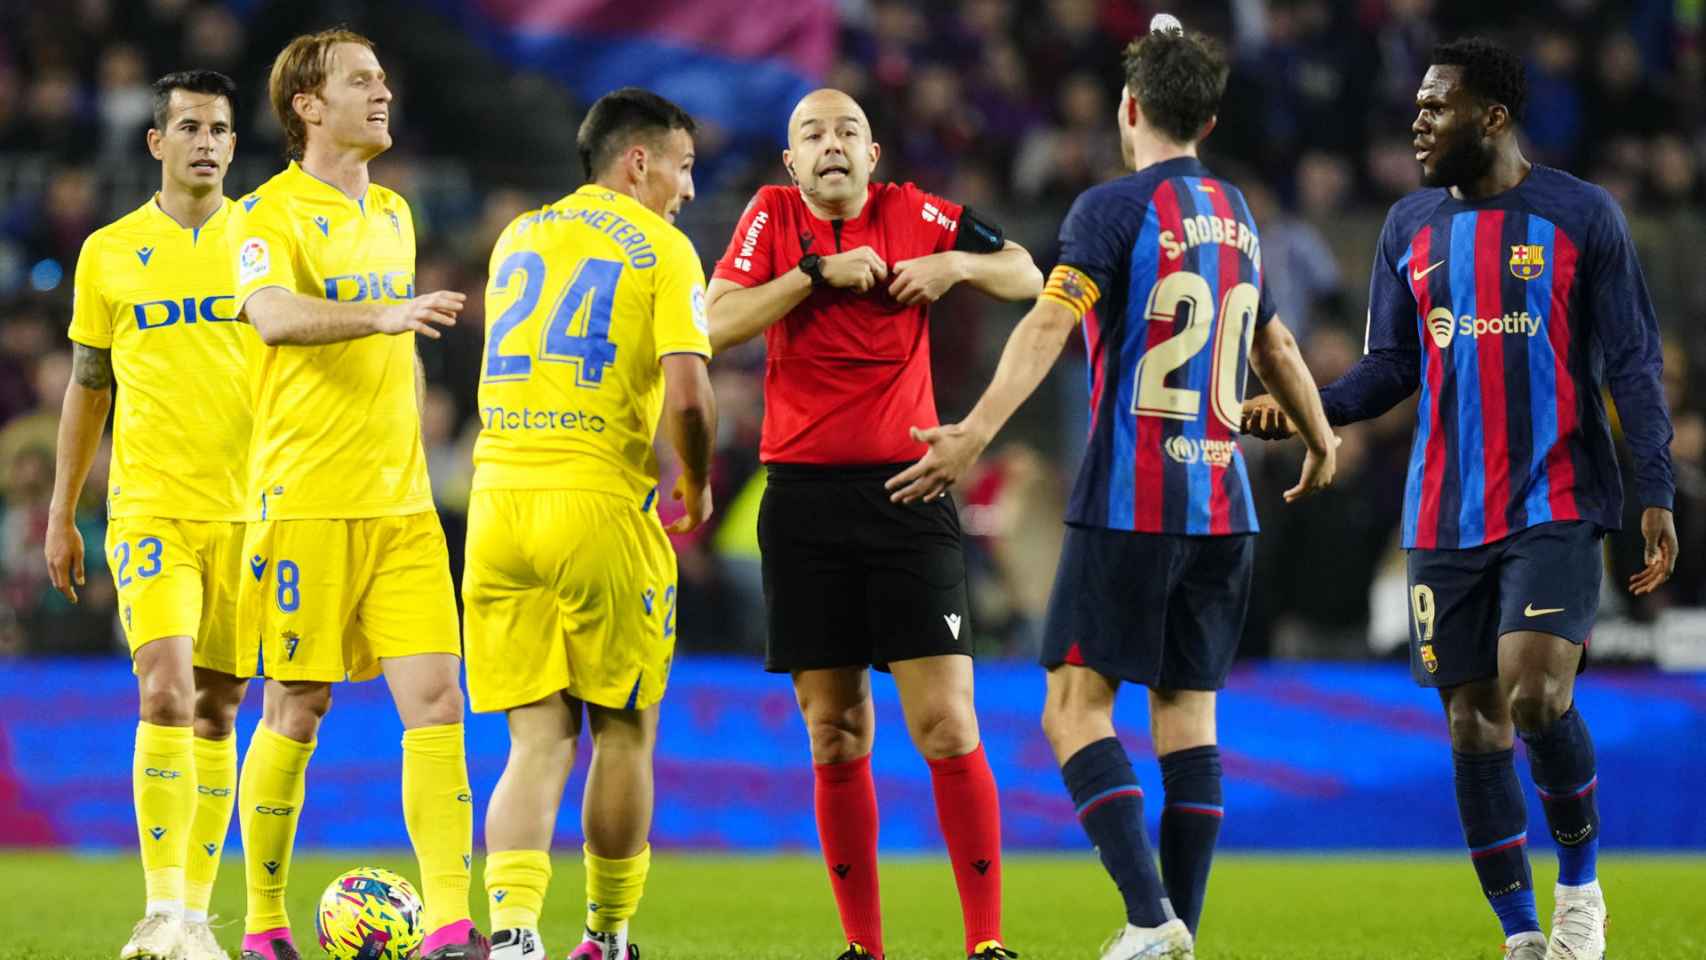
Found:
[231,161,431,520]
[473,185,712,503]
[69,196,254,521]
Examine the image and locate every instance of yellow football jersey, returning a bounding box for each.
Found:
[68,196,253,521]
[473,185,712,501]
[230,161,431,520]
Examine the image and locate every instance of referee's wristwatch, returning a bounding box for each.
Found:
[798,253,827,288]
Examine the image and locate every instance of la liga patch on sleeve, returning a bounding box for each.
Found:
[239,238,269,284]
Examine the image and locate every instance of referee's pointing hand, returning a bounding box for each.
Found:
[887,423,986,504]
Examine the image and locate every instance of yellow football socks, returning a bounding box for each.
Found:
[401,723,474,933]
[134,721,196,913]
[239,723,314,933]
[485,848,552,932]
[184,734,238,919]
[584,843,651,935]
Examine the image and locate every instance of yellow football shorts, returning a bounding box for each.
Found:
[106,517,249,675]
[237,511,460,682]
[462,489,678,714]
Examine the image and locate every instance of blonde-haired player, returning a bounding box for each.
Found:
[229,29,484,960]
[45,69,252,960]
[467,87,715,960]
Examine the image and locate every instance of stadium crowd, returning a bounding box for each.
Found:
[1,0,1702,658]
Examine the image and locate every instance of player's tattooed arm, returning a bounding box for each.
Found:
[71,343,114,390]
[48,343,116,603]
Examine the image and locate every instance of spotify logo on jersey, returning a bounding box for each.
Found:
[1426,307,1455,349]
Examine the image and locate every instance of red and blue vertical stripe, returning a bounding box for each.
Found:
[1088,178,1259,535]
[1402,210,1585,549]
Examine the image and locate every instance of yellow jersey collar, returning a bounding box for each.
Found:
[145,193,230,241]
[285,160,373,213]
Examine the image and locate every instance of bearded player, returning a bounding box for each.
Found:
[1244,38,1677,960]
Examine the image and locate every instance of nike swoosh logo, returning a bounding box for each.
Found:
[1412,261,1446,282]
[1524,604,1566,617]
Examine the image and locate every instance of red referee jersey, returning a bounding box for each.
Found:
[713,182,964,465]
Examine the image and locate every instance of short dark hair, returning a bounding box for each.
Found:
[151,70,237,131]
[576,87,697,180]
[1431,37,1526,120]
[1122,28,1229,144]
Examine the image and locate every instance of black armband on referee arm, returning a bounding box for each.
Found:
[953,207,1005,254]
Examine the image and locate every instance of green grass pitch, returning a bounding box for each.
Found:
[5,852,1701,959]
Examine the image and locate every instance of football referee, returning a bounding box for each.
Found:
[707,88,1041,960]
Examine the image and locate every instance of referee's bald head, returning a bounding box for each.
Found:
[787,89,871,148]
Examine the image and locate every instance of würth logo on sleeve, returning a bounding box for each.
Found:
[921,202,958,232]
[733,211,770,272]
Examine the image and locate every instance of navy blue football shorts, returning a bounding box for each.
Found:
[1040,523,1254,691]
[1405,519,1603,688]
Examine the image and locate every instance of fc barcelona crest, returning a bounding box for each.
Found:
[1509,244,1546,281]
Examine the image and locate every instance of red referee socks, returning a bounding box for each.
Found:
[927,743,1004,953]
[815,754,884,958]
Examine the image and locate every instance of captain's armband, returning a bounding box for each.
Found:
[1039,264,1100,322]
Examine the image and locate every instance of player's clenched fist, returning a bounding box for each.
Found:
[1241,394,1295,440]
[821,245,888,292]
[375,290,465,338]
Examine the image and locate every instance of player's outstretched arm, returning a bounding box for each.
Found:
[45,343,114,603]
[889,241,1043,306]
[244,287,464,346]
[887,297,1076,503]
[1247,317,1338,502]
[661,353,717,534]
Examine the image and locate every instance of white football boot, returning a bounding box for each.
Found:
[1503,931,1547,959]
[1547,880,1607,960]
[119,912,184,960]
[1098,919,1194,960]
[181,919,226,960]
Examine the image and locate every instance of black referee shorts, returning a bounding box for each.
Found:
[759,463,973,672]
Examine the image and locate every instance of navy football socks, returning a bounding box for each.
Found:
[1454,748,1541,937]
[1062,737,1172,928]
[1519,705,1601,886]
[1158,745,1223,935]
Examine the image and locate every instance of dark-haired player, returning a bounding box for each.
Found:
[708,87,1041,960]
[1245,37,1677,960]
[467,87,716,960]
[891,18,1336,960]
[46,69,252,960]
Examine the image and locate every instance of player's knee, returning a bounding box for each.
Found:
[270,682,333,741]
[1444,703,1508,752]
[1508,684,1568,734]
[138,673,194,727]
[407,681,466,728]
[1041,699,1098,757]
[908,704,978,760]
[192,679,247,739]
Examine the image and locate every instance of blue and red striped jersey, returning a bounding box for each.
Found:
[1056,157,1275,535]
[1320,165,1675,550]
